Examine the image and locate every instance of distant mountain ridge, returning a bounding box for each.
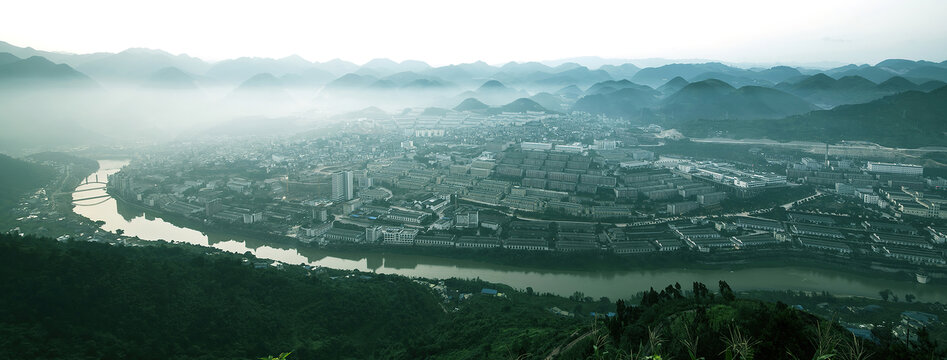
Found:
[0,54,98,88]
[452,97,553,114]
[681,85,947,147]
[144,67,198,89]
[3,40,946,90]
[4,38,947,151]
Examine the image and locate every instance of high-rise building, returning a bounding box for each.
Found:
[331,171,354,201]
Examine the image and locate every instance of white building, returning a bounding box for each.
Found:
[414,129,446,137]
[859,191,879,205]
[620,161,651,169]
[243,212,264,224]
[382,227,418,245]
[553,144,585,153]
[867,162,923,176]
[521,142,553,151]
[593,140,618,150]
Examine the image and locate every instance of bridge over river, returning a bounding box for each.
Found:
[59,174,112,204]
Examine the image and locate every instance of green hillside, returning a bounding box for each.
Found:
[660,80,815,122]
[572,87,660,119]
[1,234,942,359]
[682,85,947,148]
[0,153,55,209]
[560,282,943,360]
[0,234,584,359]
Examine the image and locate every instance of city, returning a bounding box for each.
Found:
[83,111,945,275]
[2,1,947,358]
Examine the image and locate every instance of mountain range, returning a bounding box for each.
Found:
[2,39,947,151]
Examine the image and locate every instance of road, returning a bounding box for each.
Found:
[691,137,947,153]
[781,189,824,210]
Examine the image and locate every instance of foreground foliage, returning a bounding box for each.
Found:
[0,233,581,359]
[1,233,942,359]
[560,282,944,360]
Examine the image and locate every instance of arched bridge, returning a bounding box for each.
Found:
[54,179,112,203]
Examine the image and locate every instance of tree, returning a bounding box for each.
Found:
[879,289,892,302]
[525,287,534,296]
[641,287,661,307]
[905,294,915,303]
[692,282,710,301]
[719,280,736,302]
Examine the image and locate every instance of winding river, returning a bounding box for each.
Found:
[73,160,947,302]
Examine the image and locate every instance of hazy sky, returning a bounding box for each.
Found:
[2,0,946,66]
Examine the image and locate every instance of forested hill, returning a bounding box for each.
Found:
[0,234,444,359]
[1,234,942,359]
[0,153,54,208]
[0,234,584,359]
[680,85,947,147]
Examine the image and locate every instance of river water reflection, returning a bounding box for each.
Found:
[73,160,947,302]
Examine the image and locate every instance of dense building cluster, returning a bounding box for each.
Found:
[100,112,947,269]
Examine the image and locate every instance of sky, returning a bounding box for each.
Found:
[2,0,946,66]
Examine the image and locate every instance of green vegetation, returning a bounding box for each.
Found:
[561,282,945,360]
[0,153,55,209]
[1,234,943,359]
[680,86,947,148]
[0,233,583,359]
[661,80,816,122]
[0,152,99,236]
[742,289,947,347]
[0,233,435,359]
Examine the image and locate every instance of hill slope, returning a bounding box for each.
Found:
[143,67,198,89]
[572,86,661,119]
[453,97,490,111]
[0,234,585,359]
[0,56,98,88]
[0,154,55,209]
[497,98,549,113]
[660,79,815,122]
[681,85,947,147]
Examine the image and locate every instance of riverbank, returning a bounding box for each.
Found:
[315,242,938,282]
[110,191,299,247]
[9,232,942,359]
[2,154,100,237]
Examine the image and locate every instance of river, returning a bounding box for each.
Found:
[73,160,947,302]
